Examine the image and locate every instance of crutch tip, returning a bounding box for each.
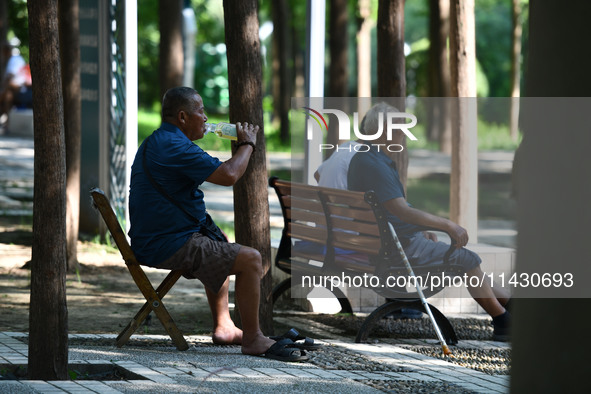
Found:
[442,345,452,355]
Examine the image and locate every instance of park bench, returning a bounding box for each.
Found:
[90,188,189,351]
[269,177,463,344]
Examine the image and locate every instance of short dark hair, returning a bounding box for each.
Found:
[161,86,199,120]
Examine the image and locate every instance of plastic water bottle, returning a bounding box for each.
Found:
[204,122,237,141]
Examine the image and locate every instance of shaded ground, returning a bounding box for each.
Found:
[0,217,218,336]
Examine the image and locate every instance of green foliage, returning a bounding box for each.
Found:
[6,0,29,62]
[475,0,513,97]
[137,0,160,108]
[194,43,229,114]
[138,0,228,109]
[404,0,527,98]
[137,107,292,153]
[408,114,521,151]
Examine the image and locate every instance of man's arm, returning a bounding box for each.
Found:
[384,197,469,248]
[206,122,258,186]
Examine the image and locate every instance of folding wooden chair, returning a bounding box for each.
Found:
[90,188,189,351]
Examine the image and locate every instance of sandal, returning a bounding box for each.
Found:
[261,338,308,362]
[271,328,322,351]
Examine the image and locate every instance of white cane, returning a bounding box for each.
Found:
[388,222,452,355]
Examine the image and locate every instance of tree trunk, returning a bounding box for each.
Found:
[427,0,452,153]
[59,0,81,272]
[357,0,372,100]
[449,0,478,242]
[271,0,291,144]
[27,0,68,380]
[0,0,7,76]
[159,0,184,100]
[377,0,408,188]
[509,0,522,142]
[326,0,349,155]
[512,2,591,392]
[223,0,273,334]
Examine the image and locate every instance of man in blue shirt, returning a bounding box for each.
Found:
[347,102,512,341]
[129,87,304,360]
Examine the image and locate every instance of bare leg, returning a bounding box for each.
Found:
[465,266,506,317]
[228,246,275,355]
[205,278,242,345]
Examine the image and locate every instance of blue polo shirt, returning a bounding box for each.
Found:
[128,122,222,266]
[347,147,421,240]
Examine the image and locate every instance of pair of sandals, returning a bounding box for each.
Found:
[262,328,321,362]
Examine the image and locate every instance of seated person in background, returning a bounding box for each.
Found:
[313,113,423,319]
[314,140,361,189]
[344,102,512,341]
[128,87,307,361]
[0,38,32,129]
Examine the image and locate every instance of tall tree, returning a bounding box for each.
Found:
[357,0,372,100]
[27,0,68,380]
[509,0,522,142]
[326,0,349,154]
[0,0,7,74]
[512,1,591,391]
[449,0,478,241]
[329,0,348,98]
[271,0,291,144]
[427,0,452,154]
[223,0,273,333]
[159,0,184,100]
[377,0,408,187]
[59,0,81,271]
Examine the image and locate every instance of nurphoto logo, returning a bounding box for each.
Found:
[302,107,419,153]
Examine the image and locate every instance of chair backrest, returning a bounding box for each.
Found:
[90,188,139,266]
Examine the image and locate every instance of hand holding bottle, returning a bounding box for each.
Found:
[236,122,258,147]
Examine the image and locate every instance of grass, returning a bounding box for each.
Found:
[406,174,516,221]
[139,107,521,152]
[138,108,291,152]
[408,119,521,151]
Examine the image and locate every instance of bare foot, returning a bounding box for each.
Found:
[212,325,243,345]
[241,333,276,356]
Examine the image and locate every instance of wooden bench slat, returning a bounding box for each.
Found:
[321,189,371,209]
[330,216,380,236]
[288,222,328,241]
[288,208,327,225]
[284,196,325,213]
[325,205,377,222]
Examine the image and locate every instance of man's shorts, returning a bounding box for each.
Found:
[403,233,481,273]
[157,232,242,294]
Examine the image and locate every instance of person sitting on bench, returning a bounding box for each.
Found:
[128,87,307,361]
[331,102,512,341]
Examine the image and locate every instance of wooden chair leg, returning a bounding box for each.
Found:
[91,189,189,351]
[123,265,189,351]
[117,269,185,349]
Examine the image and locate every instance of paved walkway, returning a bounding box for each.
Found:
[0,328,509,393]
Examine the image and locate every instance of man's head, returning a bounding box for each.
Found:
[162,86,208,141]
[360,102,404,145]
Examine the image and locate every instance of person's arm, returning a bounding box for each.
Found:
[384,197,469,248]
[206,122,258,186]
